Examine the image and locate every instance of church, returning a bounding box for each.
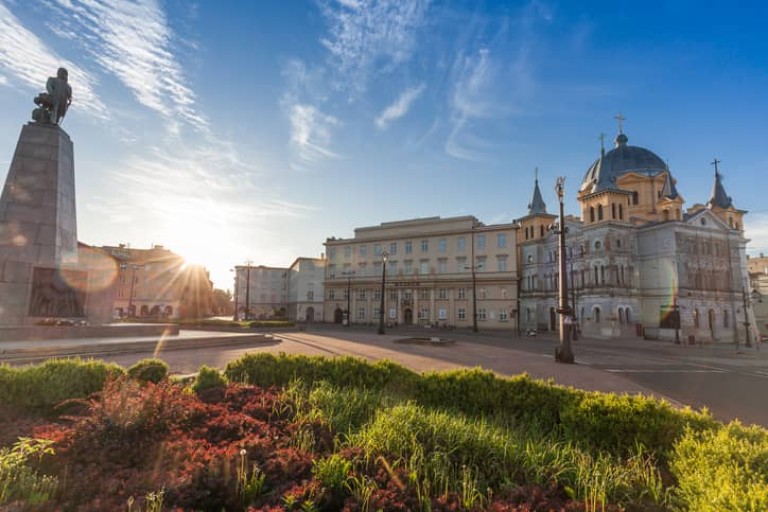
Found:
[517,121,752,344]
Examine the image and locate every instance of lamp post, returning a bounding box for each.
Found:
[554,177,574,363]
[230,268,239,321]
[342,270,355,327]
[378,251,388,335]
[120,262,141,318]
[244,260,252,320]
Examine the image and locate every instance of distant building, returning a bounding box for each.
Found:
[518,126,751,344]
[323,216,519,329]
[233,264,288,320]
[287,256,326,322]
[100,244,213,319]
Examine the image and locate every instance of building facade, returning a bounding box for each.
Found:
[518,126,752,344]
[233,264,288,320]
[287,256,326,322]
[747,254,768,339]
[101,244,213,319]
[323,216,519,330]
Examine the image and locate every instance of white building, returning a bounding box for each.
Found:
[323,216,519,330]
[287,256,325,323]
[518,125,751,344]
[233,264,288,320]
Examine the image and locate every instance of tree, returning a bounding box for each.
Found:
[211,288,233,316]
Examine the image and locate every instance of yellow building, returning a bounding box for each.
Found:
[323,216,519,330]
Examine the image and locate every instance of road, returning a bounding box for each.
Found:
[36,325,767,427]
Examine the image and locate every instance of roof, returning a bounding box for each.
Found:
[527,178,547,215]
[707,170,733,209]
[580,131,668,195]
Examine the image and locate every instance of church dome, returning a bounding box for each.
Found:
[580,132,668,195]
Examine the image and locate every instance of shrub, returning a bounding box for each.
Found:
[671,421,768,511]
[559,392,716,457]
[127,358,169,384]
[0,359,124,410]
[192,365,228,394]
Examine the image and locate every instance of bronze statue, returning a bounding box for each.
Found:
[32,67,72,125]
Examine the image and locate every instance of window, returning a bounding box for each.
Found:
[437,258,448,273]
[594,240,601,250]
[358,289,366,299]
[594,307,601,323]
[478,288,486,299]
[374,289,381,300]
[375,307,382,320]
[389,242,397,255]
[438,238,447,253]
[389,290,398,300]
[598,204,604,220]
[497,233,507,248]
[499,309,508,321]
[693,309,700,328]
[590,207,595,222]
[611,204,616,219]
[458,308,467,321]
[723,309,730,328]
[405,241,413,254]
[328,247,336,259]
[438,288,448,299]
[476,256,486,271]
[344,246,352,258]
[477,234,486,250]
[456,257,467,272]
[404,260,413,275]
[540,225,544,237]
[420,260,429,274]
[478,308,487,320]
[421,239,429,252]
[329,290,335,300]
[458,288,467,299]
[501,288,507,299]
[525,227,530,240]
[438,308,448,320]
[373,261,382,275]
[497,256,508,272]
[357,306,366,320]
[457,237,466,251]
[328,264,336,278]
[404,289,413,300]
[388,261,398,275]
[419,288,430,300]
[619,204,623,219]
[632,191,639,205]
[374,244,382,256]
[359,245,367,257]
[419,307,429,320]
[307,290,314,300]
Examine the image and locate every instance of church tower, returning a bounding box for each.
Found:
[706,160,746,231]
[516,169,556,246]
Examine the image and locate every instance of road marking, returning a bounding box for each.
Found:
[606,369,728,373]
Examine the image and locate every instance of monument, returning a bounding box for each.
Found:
[0,68,114,332]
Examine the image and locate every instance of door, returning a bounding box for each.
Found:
[404,308,413,325]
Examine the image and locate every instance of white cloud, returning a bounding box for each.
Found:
[320,0,431,97]
[0,2,108,119]
[46,0,207,131]
[747,213,768,255]
[287,102,340,166]
[375,83,425,129]
[0,75,7,86]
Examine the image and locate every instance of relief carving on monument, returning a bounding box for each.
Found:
[28,267,86,317]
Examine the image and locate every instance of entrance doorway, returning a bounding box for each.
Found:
[334,308,343,324]
[403,308,413,325]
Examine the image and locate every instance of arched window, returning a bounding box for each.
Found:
[619,204,624,219]
[723,309,729,328]
[540,225,545,237]
[590,207,595,222]
[594,266,599,284]
[600,265,606,284]
[693,309,700,329]
[632,191,639,205]
[618,307,624,324]
[612,203,616,219]
[626,308,632,324]
[594,307,601,323]
[598,205,604,220]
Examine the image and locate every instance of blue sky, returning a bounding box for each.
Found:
[2,0,768,290]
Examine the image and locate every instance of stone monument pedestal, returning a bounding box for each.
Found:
[0,122,83,327]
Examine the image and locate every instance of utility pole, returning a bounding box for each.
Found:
[555,177,574,363]
[244,260,252,320]
[342,270,355,327]
[378,251,388,335]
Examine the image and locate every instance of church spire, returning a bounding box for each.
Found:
[660,169,679,200]
[527,168,547,215]
[706,158,733,209]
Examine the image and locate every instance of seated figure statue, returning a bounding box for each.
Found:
[32,67,72,125]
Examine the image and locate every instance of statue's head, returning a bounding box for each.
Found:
[57,67,69,81]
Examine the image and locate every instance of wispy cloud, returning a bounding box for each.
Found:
[46,0,207,131]
[375,83,426,129]
[0,2,108,119]
[319,0,431,97]
[748,213,768,255]
[0,75,7,86]
[287,102,340,167]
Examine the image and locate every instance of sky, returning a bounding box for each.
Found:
[2,0,768,291]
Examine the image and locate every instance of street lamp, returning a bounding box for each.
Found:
[342,270,355,327]
[378,251,388,335]
[554,177,575,364]
[230,268,239,321]
[120,262,141,318]
[244,260,252,320]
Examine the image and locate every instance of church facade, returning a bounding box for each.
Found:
[518,126,751,344]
